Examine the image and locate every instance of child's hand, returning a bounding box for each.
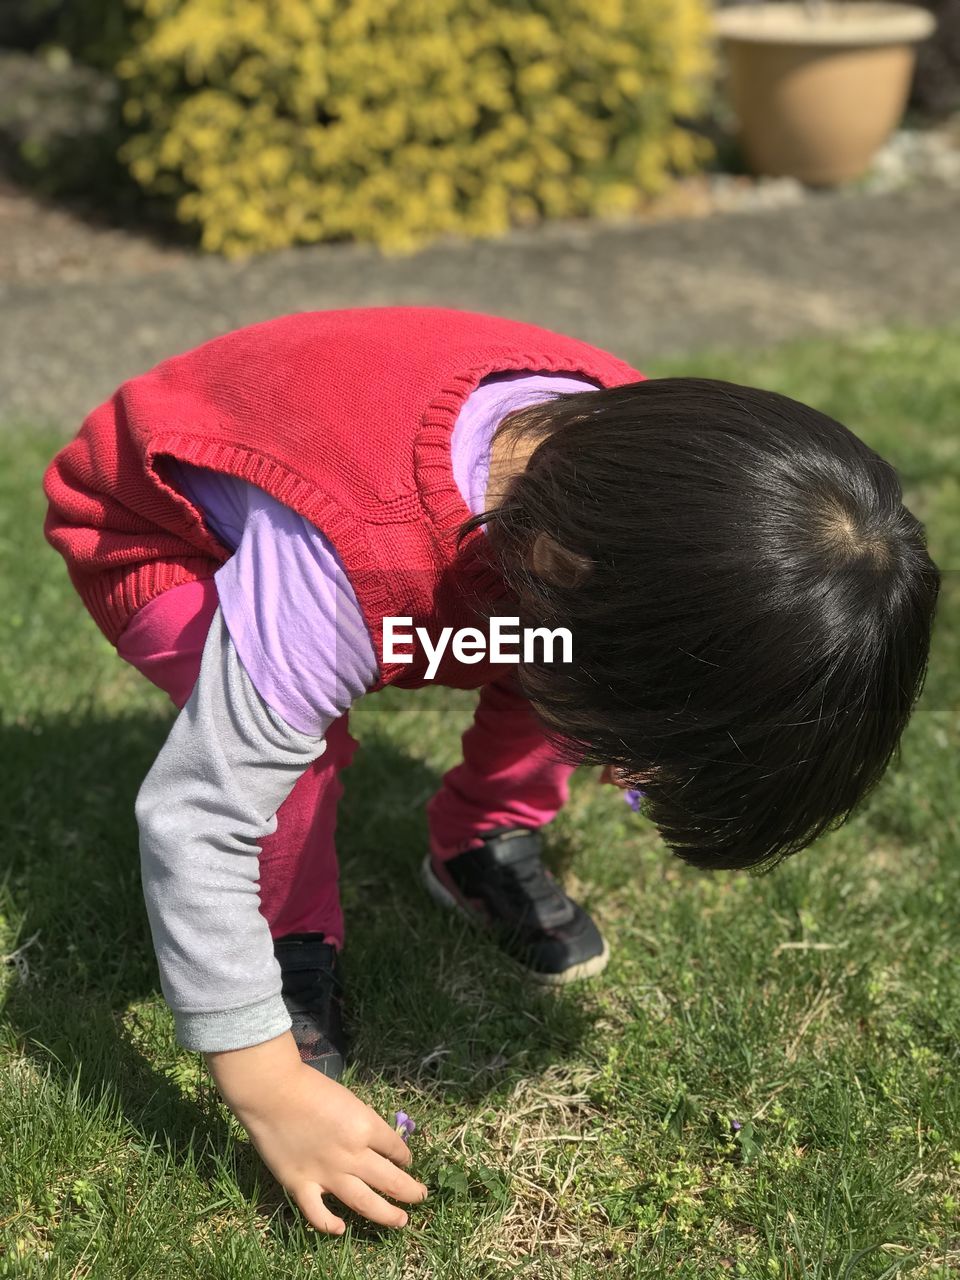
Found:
[205,1033,428,1234]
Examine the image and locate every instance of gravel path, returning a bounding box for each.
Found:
[2,182,958,432]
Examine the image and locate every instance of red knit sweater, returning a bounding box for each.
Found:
[43,307,643,690]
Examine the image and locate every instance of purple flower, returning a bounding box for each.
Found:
[395,1111,417,1142]
[731,1120,742,1133]
[624,789,644,813]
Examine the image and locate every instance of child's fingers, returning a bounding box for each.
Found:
[335,1173,410,1229]
[367,1113,415,1167]
[296,1182,346,1236]
[355,1149,429,1205]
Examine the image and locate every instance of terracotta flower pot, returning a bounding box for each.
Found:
[713,3,937,184]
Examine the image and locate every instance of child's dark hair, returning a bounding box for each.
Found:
[456,377,940,872]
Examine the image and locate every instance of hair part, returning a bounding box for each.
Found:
[456,377,941,872]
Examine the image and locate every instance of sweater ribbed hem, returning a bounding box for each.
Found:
[83,555,220,646]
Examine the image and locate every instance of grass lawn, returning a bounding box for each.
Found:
[1,324,958,1279]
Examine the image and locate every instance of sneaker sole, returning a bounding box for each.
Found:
[421,854,610,985]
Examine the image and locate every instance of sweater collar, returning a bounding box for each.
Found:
[414,350,629,572]
[415,365,508,605]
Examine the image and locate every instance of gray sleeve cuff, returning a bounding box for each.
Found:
[174,992,294,1053]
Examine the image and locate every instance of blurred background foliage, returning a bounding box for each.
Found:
[0,0,715,256]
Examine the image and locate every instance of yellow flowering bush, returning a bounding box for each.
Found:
[105,0,714,256]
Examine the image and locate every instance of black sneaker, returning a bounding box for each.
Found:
[422,826,609,983]
[273,934,348,1079]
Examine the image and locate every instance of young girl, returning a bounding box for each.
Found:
[43,306,939,1237]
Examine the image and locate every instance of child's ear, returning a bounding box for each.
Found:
[527,532,593,588]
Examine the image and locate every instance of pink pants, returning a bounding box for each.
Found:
[116,578,577,948]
